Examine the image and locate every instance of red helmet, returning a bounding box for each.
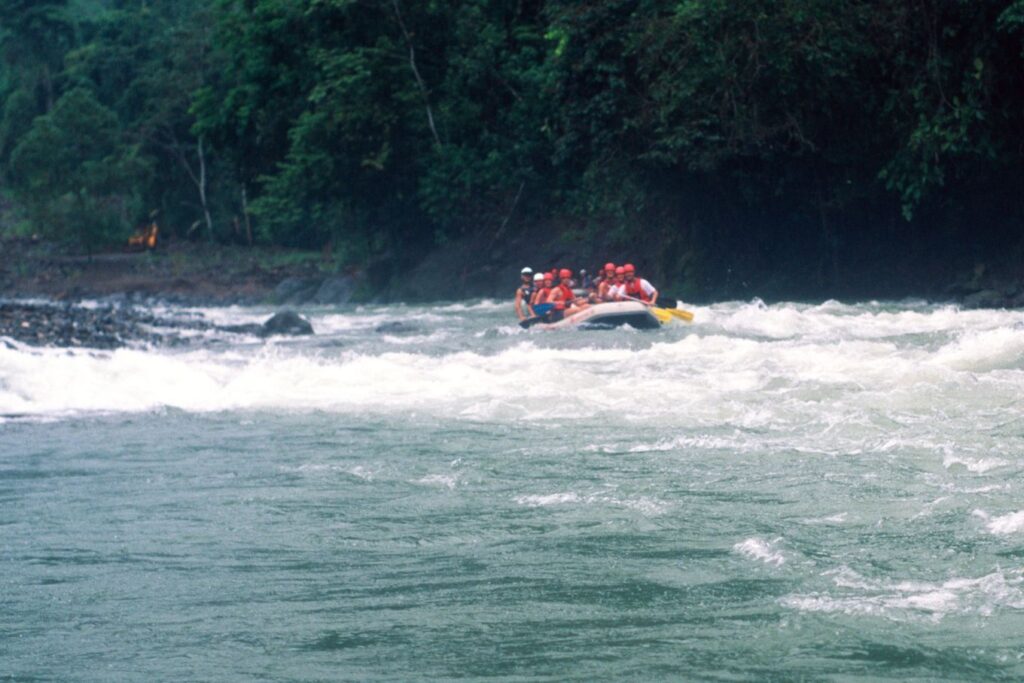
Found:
[615,266,625,275]
[559,268,572,279]
[543,273,553,282]
[623,263,635,273]
[604,262,615,271]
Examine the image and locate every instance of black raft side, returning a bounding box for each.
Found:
[579,312,660,330]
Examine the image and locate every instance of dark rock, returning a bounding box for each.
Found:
[261,310,314,336]
[0,301,221,349]
[374,321,419,334]
[310,276,355,305]
[0,301,320,348]
[1,302,130,348]
[271,277,321,305]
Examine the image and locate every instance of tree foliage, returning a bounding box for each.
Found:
[9,86,148,247]
[1,0,1022,292]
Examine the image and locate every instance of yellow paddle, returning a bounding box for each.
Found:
[666,307,694,322]
[621,295,694,323]
[650,307,674,324]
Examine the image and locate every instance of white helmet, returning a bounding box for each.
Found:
[521,267,533,274]
[533,273,544,282]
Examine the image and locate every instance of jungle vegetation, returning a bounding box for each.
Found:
[2,0,1023,296]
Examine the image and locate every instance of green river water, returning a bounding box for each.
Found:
[2,299,1024,680]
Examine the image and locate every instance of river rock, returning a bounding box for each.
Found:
[311,276,355,305]
[374,321,419,334]
[261,310,314,336]
[0,302,163,348]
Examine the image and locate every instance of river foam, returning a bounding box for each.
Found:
[5,298,1024,680]
[781,566,1024,622]
[733,537,786,566]
[2,300,1023,428]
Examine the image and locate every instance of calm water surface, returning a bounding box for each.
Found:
[3,299,1024,680]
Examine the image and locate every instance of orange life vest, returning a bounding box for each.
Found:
[625,278,650,302]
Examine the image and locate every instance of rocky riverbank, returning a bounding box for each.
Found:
[0,301,313,350]
[0,236,342,305]
[4,232,1024,309]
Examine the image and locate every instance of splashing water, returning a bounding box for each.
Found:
[2,298,1024,680]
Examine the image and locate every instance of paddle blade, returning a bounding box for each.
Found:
[651,307,673,324]
[669,308,694,322]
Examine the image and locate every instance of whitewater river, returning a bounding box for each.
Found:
[3,298,1024,680]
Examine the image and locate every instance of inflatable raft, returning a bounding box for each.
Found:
[522,301,662,330]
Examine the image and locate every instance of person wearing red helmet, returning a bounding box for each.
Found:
[618,263,658,305]
[597,262,618,301]
[546,267,589,318]
[546,268,575,305]
[607,266,627,300]
[532,271,554,309]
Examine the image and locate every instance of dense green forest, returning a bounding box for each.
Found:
[2,0,1023,298]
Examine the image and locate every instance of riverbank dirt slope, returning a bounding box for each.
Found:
[1,237,329,304]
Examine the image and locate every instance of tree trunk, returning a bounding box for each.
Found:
[241,184,253,246]
[391,0,443,150]
[197,137,214,241]
[167,129,215,242]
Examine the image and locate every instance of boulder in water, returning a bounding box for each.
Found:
[374,321,419,334]
[261,310,314,336]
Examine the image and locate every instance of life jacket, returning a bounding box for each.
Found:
[556,283,574,302]
[624,278,650,302]
[533,286,551,304]
[519,283,534,300]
